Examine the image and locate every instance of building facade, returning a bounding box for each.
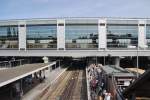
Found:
[0,17,149,57]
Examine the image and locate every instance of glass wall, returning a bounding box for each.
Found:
[65,19,98,49]
[26,22,57,49]
[0,25,18,49]
[107,20,138,48]
[146,24,150,47]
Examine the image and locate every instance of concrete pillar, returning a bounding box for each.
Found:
[42,56,49,63]
[115,57,120,67]
[138,20,147,48]
[18,20,26,50]
[57,19,65,50]
[98,18,107,50]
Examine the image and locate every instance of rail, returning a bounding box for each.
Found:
[40,64,87,100]
[60,71,79,100]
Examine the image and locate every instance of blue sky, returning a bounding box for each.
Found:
[0,0,149,19]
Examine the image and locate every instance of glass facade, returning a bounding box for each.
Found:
[65,20,98,49]
[0,25,18,49]
[146,24,150,47]
[107,21,138,48]
[26,24,57,49]
[0,18,148,50]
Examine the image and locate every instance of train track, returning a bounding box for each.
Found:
[40,67,87,100]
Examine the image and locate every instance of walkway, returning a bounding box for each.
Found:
[22,67,67,100]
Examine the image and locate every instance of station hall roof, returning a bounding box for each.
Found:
[101,65,135,77]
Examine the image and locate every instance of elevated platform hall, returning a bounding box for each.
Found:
[0,17,149,57]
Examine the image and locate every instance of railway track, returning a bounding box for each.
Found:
[40,66,87,100]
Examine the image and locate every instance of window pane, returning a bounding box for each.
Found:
[0,26,18,49]
[26,24,57,49]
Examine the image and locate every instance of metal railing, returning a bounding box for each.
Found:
[0,44,18,49]
[111,75,125,100]
[27,43,57,49]
[107,43,137,48]
[65,43,98,49]
[0,59,30,68]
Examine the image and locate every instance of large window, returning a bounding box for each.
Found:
[0,25,18,49]
[65,20,98,49]
[26,24,57,49]
[107,23,138,48]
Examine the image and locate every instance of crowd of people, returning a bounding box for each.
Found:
[87,64,112,100]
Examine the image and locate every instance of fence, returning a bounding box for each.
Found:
[0,59,30,68]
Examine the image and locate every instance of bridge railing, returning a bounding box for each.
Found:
[0,59,30,68]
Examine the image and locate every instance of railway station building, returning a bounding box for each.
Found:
[0,17,149,58]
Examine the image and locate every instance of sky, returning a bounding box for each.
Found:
[0,0,150,20]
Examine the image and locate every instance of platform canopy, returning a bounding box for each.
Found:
[0,62,56,87]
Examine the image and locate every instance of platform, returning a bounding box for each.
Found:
[22,67,67,100]
[0,62,56,87]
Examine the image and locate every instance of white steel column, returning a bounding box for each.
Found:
[57,19,65,50]
[98,18,107,49]
[138,20,147,48]
[18,21,26,50]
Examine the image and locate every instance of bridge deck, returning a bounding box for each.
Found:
[0,50,150,57]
